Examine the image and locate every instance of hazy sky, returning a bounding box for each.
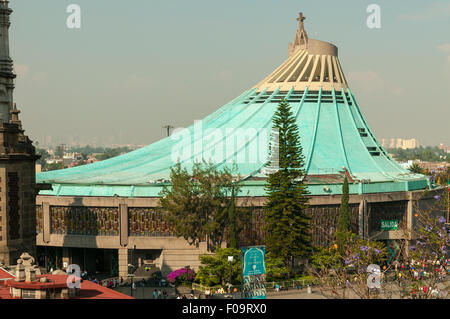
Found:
[9,0,450,147]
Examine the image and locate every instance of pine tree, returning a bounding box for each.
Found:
[263,99,311,275]
[337,175,351,233]
[228,187,238,249]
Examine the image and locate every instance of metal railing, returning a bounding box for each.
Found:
[192,277,319,294]
[266,278,318,290]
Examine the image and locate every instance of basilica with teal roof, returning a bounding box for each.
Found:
[34,13,437,278]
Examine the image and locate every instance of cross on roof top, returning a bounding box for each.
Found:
[296,12,306,34]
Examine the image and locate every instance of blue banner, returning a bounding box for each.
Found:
[241,246,266,299]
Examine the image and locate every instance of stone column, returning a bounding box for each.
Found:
[42,202,50,244]
[25,268,36,282]
[119,204,128,247]
[15,259,25,282]
[407,199,413,233]
[118,248,129,279]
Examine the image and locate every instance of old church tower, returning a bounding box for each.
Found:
[0,0,39,266]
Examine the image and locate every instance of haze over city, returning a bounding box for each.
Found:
[9,0,450,147]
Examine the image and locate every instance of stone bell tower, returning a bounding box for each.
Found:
[0,0,14,121]
[0,0,40,266]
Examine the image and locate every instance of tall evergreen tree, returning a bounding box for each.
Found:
[337,175,351,233]
[263,99,311,274]
[228,187,238,249]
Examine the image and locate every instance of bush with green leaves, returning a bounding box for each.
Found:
[265,253,289,281]
[195,247,242,286]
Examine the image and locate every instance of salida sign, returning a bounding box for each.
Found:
[381,219,398,231]
[241,246,266,299]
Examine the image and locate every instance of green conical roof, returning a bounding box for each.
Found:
[37,14,429,197]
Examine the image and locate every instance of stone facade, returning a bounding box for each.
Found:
[34,188,441,278]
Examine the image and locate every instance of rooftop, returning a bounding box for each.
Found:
[0,267,133,299]
[36,12,429,197]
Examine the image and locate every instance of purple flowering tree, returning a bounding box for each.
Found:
[310,189,449,299]
[310,231,388,299]
[397,193,449,299]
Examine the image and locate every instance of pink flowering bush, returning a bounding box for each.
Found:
[167,267,196,285]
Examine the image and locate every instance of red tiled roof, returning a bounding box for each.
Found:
[0,267,15,279]
[0,270,133,299]
[43,275,134,299]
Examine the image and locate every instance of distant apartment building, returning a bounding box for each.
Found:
[439,143,450,153]
[381,138,419,149]
[400,138,419,149]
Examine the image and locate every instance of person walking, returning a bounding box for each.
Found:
[153,289,158,299]
[163,289,167,299]
[157,289,162,299]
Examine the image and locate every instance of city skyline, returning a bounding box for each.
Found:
[9,0,450,147]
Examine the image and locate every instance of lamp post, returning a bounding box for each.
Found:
[228,256,234,292]
[128,264,135,297]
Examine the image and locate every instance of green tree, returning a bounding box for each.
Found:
[196,247,242,286]
[96,147,131,161]
[45,162,64,171]
[409,162,423,174]
[81,152,88,161]
[263,99,311,275]
[337,176,351,233]
[55,145,64,159]
[265,253,289,281]
[227,187,238,249]
[159,162,239,250]
[36,148,51,168]
[387,146,444,163]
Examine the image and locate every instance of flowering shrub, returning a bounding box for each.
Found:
[167,267,196,285]
[310,230,388,298]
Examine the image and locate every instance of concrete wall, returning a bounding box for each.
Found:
[35,188,441,277]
